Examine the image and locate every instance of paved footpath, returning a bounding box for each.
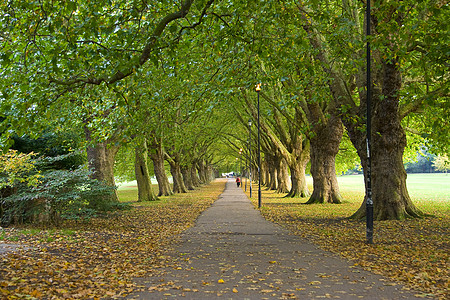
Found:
[128,179,422,299]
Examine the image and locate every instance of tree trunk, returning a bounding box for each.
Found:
[285,136,311,198]
[84,127,119,203]
[351,60,423,220]
[261,160,269,187]
[169,160,187,193]
[190,164,201,187]
[207,165,215,182]
[306,112,343,204]
[285,151,310,198]
[267,155,278,190]
[167,153,187,194]
[149,142,172,197]
[276,158,290,193]
[197,160,208,184]
[134,141,157,202]
[181,166,195,190]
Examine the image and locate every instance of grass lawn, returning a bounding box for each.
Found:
[334,173,450,215]
[333,173,450,201]
[249,173,449,299]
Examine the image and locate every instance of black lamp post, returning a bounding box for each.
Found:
[239,148,243,176]
[248,119,252,198]
[366,0,374,244]
[245,141,248,192]
[256,83,262,208]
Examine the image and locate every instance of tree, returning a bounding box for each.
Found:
[1,0,217,200]
[295,0,448,219]
[242,87,311,198]
[283,65,344,204]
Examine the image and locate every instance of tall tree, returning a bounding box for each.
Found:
[296,0,448,219]
[242,88,311,198]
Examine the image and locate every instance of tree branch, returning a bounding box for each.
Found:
[399,87,447,119]
[178,0,215,34]
[50,0,214,87]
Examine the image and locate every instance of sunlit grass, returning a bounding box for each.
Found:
[116,188,139,202]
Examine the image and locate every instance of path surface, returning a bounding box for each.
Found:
[0,242,27,256]
[129,179,421,299]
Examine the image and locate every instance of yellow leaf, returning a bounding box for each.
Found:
[218,279,225,284]
[31,290,43,297]
[232,288,238,293]
[0,289,10,295]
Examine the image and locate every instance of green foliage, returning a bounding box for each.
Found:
[114,146,140,183]
[0,149,41,190]
[335,131,359,174]
[0,0,448,219]
[1,154,120,226]
[12,131,86,170]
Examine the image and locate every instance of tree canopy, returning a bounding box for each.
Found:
[1,0,448,220]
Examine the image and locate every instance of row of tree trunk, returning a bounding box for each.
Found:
[83,130,215,203]
[243,84,421,221]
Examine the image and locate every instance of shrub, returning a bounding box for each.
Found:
[0,149,41,190]
[1,153,123,226]
[12,131,86,170]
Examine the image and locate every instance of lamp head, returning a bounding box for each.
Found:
[255,83,261,92]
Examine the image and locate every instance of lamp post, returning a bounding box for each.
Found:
[248,119,252,198]
[245,141,248,192]
[365,0,373,244]
[256,83,262,208]
[239,148,243,176]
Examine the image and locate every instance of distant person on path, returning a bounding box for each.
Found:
[236,177,241,187]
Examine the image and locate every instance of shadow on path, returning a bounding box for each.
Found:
[128,179,421,299]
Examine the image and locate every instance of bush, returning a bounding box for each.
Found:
[1,154,123,226]
[0,149,41,190]
[12,131,86,170]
